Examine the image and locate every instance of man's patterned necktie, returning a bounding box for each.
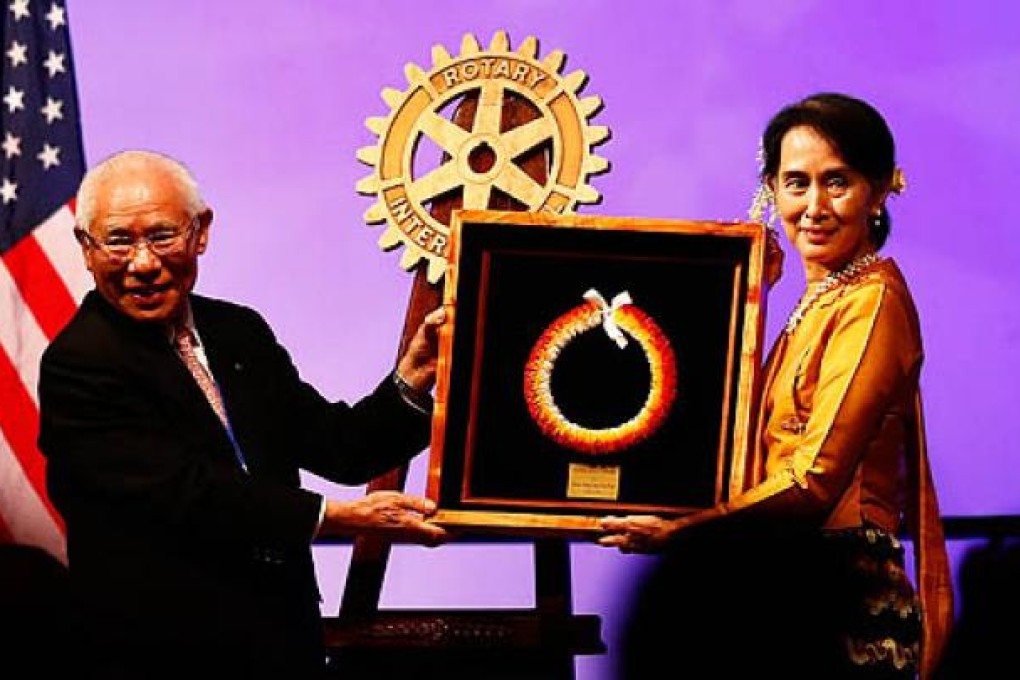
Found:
[174,326,230,427]
[173,326,248,471]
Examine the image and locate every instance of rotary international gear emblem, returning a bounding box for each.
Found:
[523,289,678,455]
[356,31,611,283]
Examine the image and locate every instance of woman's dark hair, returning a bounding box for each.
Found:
[760,92,896,249]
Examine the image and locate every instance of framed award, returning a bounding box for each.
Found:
[426,209,767,536]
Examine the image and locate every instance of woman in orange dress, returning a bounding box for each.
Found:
[599,93,953,680]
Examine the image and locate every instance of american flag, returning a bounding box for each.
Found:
[1,0,87,562]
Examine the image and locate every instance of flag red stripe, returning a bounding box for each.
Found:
[0,349,64,532]
[3,235,79,340]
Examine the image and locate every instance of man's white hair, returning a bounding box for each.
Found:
[75,149,207,232]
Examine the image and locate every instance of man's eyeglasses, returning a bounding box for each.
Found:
[77,218,199,264]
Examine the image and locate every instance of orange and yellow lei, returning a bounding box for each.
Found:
[522,289,677,455]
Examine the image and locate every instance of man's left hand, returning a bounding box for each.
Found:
[395,306,446,392]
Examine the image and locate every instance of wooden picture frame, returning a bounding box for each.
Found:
[426,210,767,537]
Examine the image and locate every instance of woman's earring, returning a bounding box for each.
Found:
[749,183,777,232]
[749,141,778,232]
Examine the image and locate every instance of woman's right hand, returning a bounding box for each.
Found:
[597,515,682,553]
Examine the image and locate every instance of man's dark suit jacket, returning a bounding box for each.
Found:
[38,290,431,679]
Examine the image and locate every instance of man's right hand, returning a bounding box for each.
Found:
[319,491,448,547]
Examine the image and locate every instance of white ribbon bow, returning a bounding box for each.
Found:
[583,288,633,349]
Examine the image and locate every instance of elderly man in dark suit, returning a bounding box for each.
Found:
[38,149,448,679]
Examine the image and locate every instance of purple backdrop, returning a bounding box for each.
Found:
[68,1,1020,677]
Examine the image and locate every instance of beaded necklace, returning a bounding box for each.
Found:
[783,252,881,335]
